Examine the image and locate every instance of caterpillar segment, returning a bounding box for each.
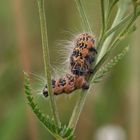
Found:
[43,74,88,97]
[70,33,97,76]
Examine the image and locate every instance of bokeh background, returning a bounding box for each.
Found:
[0,0,140,140]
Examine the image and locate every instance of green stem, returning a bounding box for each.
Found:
[98,0,107,51]
[37,0,60,127]
[68,91,87,131]
[75,0,92,32]
[100,0,106,37]
[106,0,119,26]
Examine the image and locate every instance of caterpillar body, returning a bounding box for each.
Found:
[43,33,97,97]
[43,74,89,97]
[70,33,97,76]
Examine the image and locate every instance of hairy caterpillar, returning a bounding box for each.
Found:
[43,33,97,97]
[70,33,97,76]
[43,74,89,97]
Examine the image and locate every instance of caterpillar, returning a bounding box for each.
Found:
[43,74,89,97]
[43,33,97,97]
[70,33,97,76]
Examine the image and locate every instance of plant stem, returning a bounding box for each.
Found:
[100,0,106,37]
[37,0,60,127]
[68,91,87,131]
[75,0,92,32]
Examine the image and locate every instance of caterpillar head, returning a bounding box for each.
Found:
[42,79,56,97]
[43,85,48,97]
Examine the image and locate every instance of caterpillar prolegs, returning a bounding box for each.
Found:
[43,33,97,97]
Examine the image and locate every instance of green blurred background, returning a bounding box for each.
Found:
[0,0,140,140]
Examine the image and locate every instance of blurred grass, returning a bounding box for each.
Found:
[0,97,26,140]
[0,0,139,140]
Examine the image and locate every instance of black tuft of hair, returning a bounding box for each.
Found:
[43,89,48,97]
